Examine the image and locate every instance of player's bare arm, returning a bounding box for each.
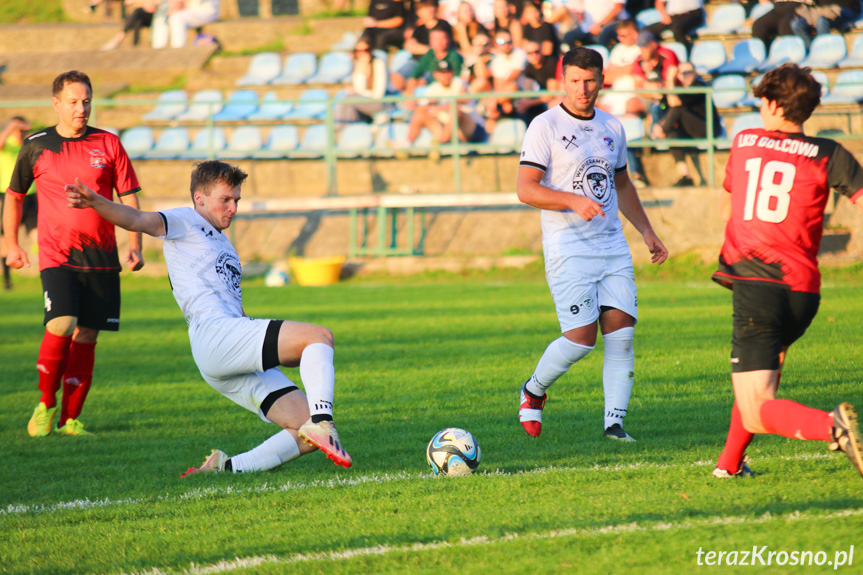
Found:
[614,171,668,264]
[517,165,606,221]
[66,178,166,238]
[118,191,145,272]
[2,193,30,269]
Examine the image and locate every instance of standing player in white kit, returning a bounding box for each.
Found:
[66,160,353,475]
[517,47,668,441]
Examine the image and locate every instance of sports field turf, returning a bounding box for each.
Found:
[1,263,862,574]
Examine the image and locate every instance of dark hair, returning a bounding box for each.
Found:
[190,161,248,200]
[561,47,603,76]
[52,71,92,97]
[752,63,821,125]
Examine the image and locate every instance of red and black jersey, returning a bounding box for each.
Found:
[714,128,863,293]
[6,126,140,272]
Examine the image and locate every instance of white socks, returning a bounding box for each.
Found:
[300,343,335,420]
[602,327,635,430]
[230,430,301,472]
[525,336,593,397]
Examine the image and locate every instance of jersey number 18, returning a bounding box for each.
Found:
[743,158,795,223]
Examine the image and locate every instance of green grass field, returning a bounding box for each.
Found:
[2,265,862,574]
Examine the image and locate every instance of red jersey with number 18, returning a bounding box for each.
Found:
[713,128,863,294]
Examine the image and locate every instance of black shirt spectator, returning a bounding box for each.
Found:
[364,0,407,51]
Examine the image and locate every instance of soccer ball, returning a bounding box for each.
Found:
[426,428,481,476]
[264,267,289,287]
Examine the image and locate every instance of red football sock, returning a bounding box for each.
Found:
[59,341,96,427]
[759,399,832,442]
[716,402,754,473]
[36,331,72,409]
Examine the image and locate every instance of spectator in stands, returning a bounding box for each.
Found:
[794,0,862,45]
[633,30,680,133]
[151,0,220,49]
[407,60,488,145]
[0,116,35,291]
[650,62,718,186]
[604,18,641,85]
[472,0,497,28]
[552,0,629,49]
[644,0,705,52]
[464,31,495,93]
[454,1,491,55]
[100,0,161,51]
[751,0,806,52]
[516,40,562,125]
[520,1,561,58]
[391,1,453,91]
[404,29,465,108]
[89,0,124,21]
[335,36,391,124]
[491,0,524,48]
[486,29,528,131]
[363,0,407,51]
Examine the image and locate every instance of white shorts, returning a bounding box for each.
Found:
[189,317,297,420]
[545,252,638,332]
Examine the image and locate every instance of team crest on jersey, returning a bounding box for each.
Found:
[573,156,614,201]
[603,137,614,152]
[89,149,107,169]
[215,252,242,300]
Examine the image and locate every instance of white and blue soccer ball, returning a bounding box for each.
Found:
[264,267,289,287]
[426,428,481,476]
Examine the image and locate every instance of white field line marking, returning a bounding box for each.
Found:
[0,451,835,518]
[120,507,863,575]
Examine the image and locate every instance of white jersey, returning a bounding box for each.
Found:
[157,207,244,325]
[519,105,630,258]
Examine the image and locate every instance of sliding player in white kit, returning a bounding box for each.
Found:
[65,161,353,475]
[517,47,668,441]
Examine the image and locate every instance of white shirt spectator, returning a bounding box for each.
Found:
[471,0,496,27]
[491,47,528,80]
[663,0,703,16]
[608,43,641,68]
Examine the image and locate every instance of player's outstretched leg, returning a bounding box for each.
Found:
[27,402,57,438]
[830,403,863,477]
[298,418,352,468]
[519,381,546,437]
[712,454,754,478]
[181,449,229,477]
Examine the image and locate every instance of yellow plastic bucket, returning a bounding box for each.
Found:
[288,256,345,286]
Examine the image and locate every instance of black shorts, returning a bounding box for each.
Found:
[41,267,121,332]
[730,282,820,372]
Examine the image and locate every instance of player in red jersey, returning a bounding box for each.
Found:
[712,64,863,478]
[3,70,144,437]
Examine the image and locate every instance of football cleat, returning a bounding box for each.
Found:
[519,382,547,437]
[298,419,353,468]
[55,418,92,436]
[181,449,229,478]
[712,454,754,478]
[27,402,57,437]
[604,423,636,442]
[830,403,863,477]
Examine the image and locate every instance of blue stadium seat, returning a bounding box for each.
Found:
[292,124,331,158]
[272,52,317,85]
[620,116,645,141]
[246,91,292,121]
[725,112,763,146]
[712,74,748,108]
[283,88,330,120]
[219,126,264,159]
[695,3,745,36]
[144,127,191,159]
[120,126,155,159]
[373,122,410,156]
[758,35,807,71]
[253,125,300,159]
[635,8,662,29]
[661,41,688,63]
[800,34,847,69]
[390,49,414,73]
[584,44,610,68]
[174,90,223,122]
[816,128,846,138]
[212,90,259,122]
[331,31,358,51]
[716,38,765,74]
[306,51,353,84]
[141,90,187,122]
[476,117,525,154]
[736,2,773,35]
[839,34,863,68]
[236,52,282,86]
[820,70,863,104]
[336,123,375,157]
[690,40,727,75]
[179,127,227,159]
